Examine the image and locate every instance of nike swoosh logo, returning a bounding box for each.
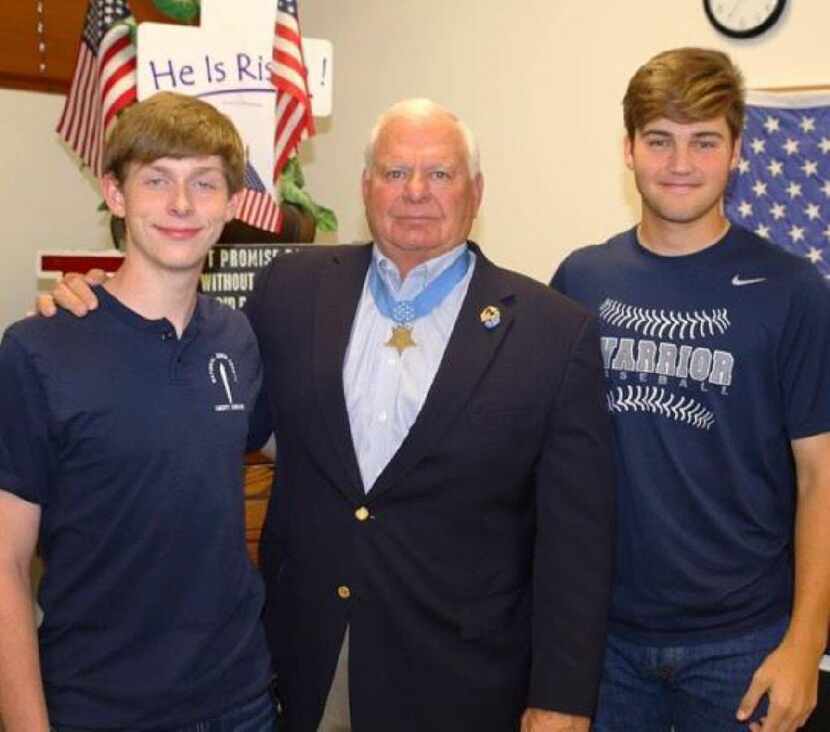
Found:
[731,275,767,286]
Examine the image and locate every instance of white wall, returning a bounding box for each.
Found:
[0,93,99,654]
[2,0,828,331]
[0,90,110,329]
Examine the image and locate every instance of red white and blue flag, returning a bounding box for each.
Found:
[56,0,136,176]
[726,90,830,279]
[236,160,283,233]
[272,0,316,182]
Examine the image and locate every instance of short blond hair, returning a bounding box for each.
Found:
[623,48,745,142]
[103,91,246,192]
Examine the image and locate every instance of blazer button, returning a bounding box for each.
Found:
[354,506,370,521]
[337,585,351,599]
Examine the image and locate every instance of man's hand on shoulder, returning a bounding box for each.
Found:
[35,269,107,318]
[738,635,820,732]
[521,708,590,732]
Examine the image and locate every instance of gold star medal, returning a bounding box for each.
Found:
[386,325,417,355]
[370,248,472,356]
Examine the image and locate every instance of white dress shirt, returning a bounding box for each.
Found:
[342,242,476,492]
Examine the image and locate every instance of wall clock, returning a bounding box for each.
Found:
[703,0,787,39]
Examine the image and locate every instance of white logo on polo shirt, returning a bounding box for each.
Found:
[208,353,246,412]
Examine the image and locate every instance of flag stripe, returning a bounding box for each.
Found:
[56,0,136,175]
[238,188,282,232]
[271,0,315,184]
[103,85,137,133]
[99,30,132,70]
[57,46,92,144]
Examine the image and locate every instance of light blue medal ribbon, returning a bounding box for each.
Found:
[369,248,471,354]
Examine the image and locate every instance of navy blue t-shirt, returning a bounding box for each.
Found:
[552,226,830,643]
[0,287,272,728]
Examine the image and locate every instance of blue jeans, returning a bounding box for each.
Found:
[592,618,788,731]
[52,689,278,732]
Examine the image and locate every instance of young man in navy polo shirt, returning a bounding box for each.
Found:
[0,92,274,731]
[552,48,830,732]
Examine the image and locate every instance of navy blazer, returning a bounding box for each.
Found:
[245,243,615,732]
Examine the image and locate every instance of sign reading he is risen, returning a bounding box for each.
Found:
[136,0,332,198]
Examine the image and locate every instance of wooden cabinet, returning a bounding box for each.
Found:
[0,1,181,94]
[244,451,274,566]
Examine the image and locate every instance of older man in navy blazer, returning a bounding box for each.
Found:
[245,99,615,732]
[41,99,615,732]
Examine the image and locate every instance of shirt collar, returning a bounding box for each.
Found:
[372,241,469,299]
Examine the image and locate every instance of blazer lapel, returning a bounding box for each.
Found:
[312,245,371,500]
[368,245,516,500]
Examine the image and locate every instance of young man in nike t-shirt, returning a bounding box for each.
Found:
[552,48,830,732]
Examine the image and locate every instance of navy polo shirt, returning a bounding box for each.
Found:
[0,286,271,728]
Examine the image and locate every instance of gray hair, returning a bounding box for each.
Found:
[363,98,481,178]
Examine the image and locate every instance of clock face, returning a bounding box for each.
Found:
[704,0,787,39]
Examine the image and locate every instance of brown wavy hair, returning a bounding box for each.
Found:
[103,91,245,192]
[623,48,745,142]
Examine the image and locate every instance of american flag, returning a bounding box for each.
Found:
[236,161,282,232]
[56,0,136,176]
[272,0,316,182]
[726,90,830,278]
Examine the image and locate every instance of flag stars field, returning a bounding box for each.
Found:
[783,138,800,155]
[800,116,816,133]
[789,225,805,243]
[727,91,830,277]
[752,180,768,197]
[767,159,784,177]
[802,160,819,177]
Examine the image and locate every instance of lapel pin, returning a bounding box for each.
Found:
[480,305,501,330]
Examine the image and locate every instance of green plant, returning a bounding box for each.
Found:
[152,0,200,23]
[279,158,337,232]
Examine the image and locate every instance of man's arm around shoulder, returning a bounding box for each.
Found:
[35,270,107,318]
